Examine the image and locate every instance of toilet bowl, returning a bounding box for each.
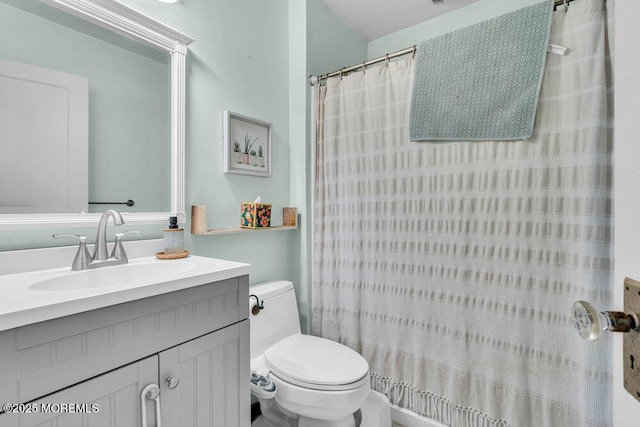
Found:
[249,281,390,427]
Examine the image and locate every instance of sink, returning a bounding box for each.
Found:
[0,248,251,332]
[29,261,195,291]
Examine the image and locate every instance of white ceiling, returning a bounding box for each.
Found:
[321,0,482,41]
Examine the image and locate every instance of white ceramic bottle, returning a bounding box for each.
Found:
[163,216,184,255]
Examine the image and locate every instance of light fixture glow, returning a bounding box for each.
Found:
[157,0,178,3]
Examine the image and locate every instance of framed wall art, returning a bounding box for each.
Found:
[223,110,272,177]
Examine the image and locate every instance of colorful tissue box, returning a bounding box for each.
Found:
[241,202,272,229]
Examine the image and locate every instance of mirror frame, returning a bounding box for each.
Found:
[0,0,194,229]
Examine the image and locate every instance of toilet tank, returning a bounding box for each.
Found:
[249,280,301,360]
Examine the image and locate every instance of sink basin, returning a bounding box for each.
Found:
[29,261,195,291]
[0,248,251,332]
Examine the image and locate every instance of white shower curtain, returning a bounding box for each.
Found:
[312,1,614,426]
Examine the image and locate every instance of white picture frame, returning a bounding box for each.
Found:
[223,110,272,177]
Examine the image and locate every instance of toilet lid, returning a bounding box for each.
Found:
[264,334,369,391]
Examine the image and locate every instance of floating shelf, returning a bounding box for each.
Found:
[190,205,298,236]
[193,225,298,236]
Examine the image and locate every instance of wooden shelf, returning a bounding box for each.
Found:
[192,225,298,236]
[190,205,298,236]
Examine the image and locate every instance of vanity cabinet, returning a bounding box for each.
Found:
[0,275,250,427]
[1,355,158,427]
[160,322,247,426]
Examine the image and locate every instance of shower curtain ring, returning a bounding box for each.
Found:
[385,54,390,65]
[362,61,366,74]
[564,0,569,12]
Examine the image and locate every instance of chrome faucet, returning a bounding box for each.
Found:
[92,210,124,261]
[53,210,139,270]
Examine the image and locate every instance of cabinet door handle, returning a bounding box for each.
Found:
[165,376,180,389]
[141,383,162,427]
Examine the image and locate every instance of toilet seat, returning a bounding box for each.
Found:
[264,334,369,391]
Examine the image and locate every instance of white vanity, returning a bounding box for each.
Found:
[0,241,251,426]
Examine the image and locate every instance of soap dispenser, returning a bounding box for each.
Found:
[163,216,184,255]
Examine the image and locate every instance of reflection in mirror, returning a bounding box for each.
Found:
[0,0,171,214]
[0,57,89,214]
[0,0,193,228]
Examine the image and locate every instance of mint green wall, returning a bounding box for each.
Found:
[306,0,367,77]
[288,0,311,333]
[117,0,294,285]
[293,0,367,332]
[368,0,546,58]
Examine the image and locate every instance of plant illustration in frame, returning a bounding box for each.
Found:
[223,111,272,177]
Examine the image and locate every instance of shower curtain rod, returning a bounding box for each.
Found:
[308,0,590,87]
[308,45,416,86]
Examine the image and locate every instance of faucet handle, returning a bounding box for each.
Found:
[114,230,141,241]
[52,234,91,271]
[111,230,140,262]
[53,233,86,242]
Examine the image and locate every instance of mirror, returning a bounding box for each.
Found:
[0,0,193,228]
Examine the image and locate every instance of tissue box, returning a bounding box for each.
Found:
[241,202,272,228]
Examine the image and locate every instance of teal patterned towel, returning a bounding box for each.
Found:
[409,0,554,141]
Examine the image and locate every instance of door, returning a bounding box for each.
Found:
[615,1,640,425]
[160,320,250,426]
[0,356,158,427]
[0,58,88,214]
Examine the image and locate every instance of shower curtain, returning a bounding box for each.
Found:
[312,1,614,426]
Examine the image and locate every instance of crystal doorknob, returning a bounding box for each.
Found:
[571,300,639,341]
[165,376,180,389]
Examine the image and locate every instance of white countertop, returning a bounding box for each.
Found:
[0,253,251,332]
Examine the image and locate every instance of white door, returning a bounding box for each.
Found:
[0,58,88,214]
[614,1,640,425]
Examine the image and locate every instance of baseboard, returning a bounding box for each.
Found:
[391,405,447,427]
[250,399,444,427]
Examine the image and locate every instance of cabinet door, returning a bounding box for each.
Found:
[160,320,250,427]
[0,356,158,427]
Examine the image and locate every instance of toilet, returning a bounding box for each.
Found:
[249,280,391,427]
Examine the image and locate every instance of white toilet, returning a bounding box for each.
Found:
[249,280,391,427]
